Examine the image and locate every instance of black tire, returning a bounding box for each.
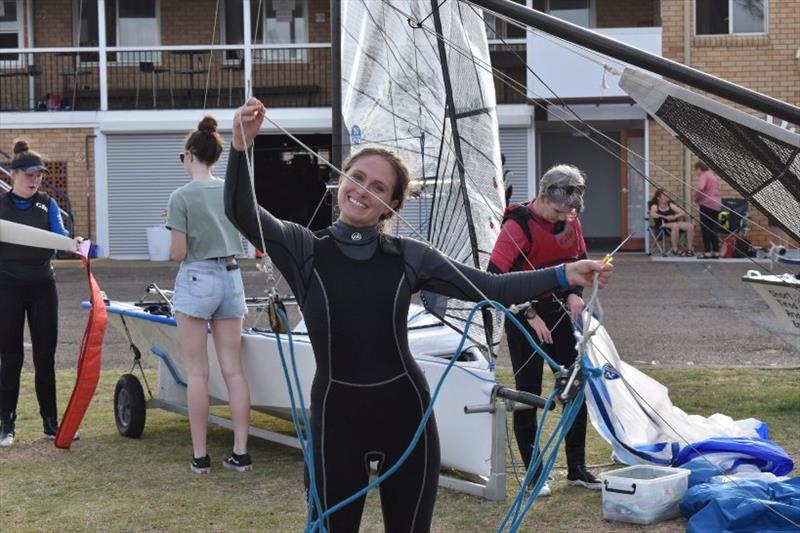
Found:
[114,373,146,438]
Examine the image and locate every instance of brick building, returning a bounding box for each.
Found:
[0,0,797,257]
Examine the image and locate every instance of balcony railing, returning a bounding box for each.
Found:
[0,44,332,112]
[0,41,529,112]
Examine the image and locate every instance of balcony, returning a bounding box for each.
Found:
[0,44,331,112]
[527,26,662,101]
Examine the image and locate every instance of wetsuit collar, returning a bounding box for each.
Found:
[331,220,379,246]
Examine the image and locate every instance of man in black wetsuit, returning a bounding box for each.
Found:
[225,99,613,532]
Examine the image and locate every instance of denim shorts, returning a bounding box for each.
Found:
[172,259,247,320]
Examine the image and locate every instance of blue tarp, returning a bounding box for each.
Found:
[675,437,795,477]
[681,477,800,533]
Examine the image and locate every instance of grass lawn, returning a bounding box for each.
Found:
[1,367,797,532]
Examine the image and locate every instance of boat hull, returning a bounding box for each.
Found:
[102,301,496,478]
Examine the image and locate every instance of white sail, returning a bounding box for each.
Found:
[342,1,505,348]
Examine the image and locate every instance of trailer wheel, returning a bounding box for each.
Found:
[114,373,146,438]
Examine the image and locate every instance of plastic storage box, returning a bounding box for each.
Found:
[599,465,690,525]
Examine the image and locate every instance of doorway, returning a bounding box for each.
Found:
[253,134,333,231]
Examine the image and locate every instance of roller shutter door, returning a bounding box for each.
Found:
[499,128,530,203]
[106,132,231,258]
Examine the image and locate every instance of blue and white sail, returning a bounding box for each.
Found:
[582,316,793,475]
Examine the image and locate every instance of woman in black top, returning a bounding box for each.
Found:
[650,189,695,256]
[0,140,83,447]
[225,99,613,532]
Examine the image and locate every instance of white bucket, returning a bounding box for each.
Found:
[146,226,171,261]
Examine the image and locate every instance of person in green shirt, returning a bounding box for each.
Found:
[166,116,251,474]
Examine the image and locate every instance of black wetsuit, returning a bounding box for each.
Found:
[0,191,60,427]
[224,148,569,532]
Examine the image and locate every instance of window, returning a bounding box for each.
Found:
[74,0,160,62]
[484,0,526,41]
[0,0,22,63]
[533,0,593,28]
[696,0,767,35]
[224,0,309,62]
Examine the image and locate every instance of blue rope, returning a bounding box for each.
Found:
[254,308,326,533]
[265,299,586,532]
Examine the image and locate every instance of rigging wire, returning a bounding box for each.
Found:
[228,2,793,529]
[387,2,800,528]
[394,0,792,276]
[202,0,221,111]
[471,1,797,253]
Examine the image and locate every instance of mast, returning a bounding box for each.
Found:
[430,2,496,350]
[430,2,480,269]
[331,0,343,169]
[469,0,800,125]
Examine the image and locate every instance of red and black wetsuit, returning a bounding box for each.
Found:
[488,202,589,475]
[225,149,574,532]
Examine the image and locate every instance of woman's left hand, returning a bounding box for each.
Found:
[73,235,84,246]
[565,260,613,288]
[566,293,585,322]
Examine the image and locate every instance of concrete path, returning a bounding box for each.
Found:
[36,253,800,370]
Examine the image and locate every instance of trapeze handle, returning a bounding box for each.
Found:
[494,386,552,410]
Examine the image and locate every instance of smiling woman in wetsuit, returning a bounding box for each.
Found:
[225,98,613,532]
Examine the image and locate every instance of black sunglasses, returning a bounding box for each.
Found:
[179,151,192,163]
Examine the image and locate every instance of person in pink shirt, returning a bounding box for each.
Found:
[693,161,722,259]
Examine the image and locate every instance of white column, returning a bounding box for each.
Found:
[26,0,34,109]
[93,129,110,257]
[98,0,108,110]
[243,0,253,100]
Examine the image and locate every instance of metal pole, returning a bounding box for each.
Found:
[468,0,800,125]
[331,0,343,169]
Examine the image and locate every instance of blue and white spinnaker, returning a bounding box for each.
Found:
[581,317,793,475]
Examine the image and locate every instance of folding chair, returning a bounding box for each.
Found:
[647,216,669,256]
[647,216,688,256]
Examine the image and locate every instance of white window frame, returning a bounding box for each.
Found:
[695,0,768,37]
[222,0,310,64]
[73,0,162,64]
[0,0,23,67]
[115,0,162,63]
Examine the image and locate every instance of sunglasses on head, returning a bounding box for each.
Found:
[548,184,585,196]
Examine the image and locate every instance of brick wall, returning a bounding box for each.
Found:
[596,0,660,28]
[651,0,799,247]
[0,129,95,240]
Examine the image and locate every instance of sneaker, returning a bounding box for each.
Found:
[538,480,552,497]
[567,464,601,490]
[42,417,79,441]
[191,454,211,474]
[223,451,253,472]
[43,417,58,440]
[0,420,15,448]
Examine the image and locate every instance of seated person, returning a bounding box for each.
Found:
[649,189,695,256]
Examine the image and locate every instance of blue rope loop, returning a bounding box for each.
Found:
[266,300,588,532]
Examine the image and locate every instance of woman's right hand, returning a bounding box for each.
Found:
[565,260,613,288]
[232,98,266,151]
[528,314,552,344]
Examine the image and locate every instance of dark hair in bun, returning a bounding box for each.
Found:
[185,115,223,165]
[13,139,30,155]
[11,138,44,164]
